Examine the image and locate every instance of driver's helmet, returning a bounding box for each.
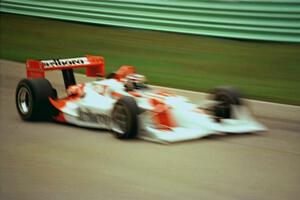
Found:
[125,73,147,89]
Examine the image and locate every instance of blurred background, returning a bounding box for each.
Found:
[1,0,300,105]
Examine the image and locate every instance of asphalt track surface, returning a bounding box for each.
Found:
[0,60,300,200]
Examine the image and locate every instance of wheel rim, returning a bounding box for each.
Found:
[111,104,128,135]
[17,86,31,114]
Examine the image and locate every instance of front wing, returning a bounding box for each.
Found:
[138,106,267,143]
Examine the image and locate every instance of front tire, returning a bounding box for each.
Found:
[212,86,241,119]
[111,96,139,139]
[15,78,57,121]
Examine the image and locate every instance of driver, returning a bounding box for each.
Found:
[124,73,147,90]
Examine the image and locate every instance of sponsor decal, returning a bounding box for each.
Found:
[78,107,110,125]
[41,57,89,68]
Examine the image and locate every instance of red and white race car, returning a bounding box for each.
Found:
[16,55,266,143]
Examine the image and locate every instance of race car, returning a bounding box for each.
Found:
[15,55,266,143]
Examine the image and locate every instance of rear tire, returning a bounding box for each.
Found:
[15,78,58,121]
[212,86,241,119]
[111,96,139,139]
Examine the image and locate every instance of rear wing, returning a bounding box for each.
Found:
[26,55,105,88]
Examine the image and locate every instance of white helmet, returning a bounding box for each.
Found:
[125,73,147,89]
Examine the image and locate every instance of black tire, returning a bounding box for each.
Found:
[212,86,241,119]
[15,78,58,121]
[111,96,139,139]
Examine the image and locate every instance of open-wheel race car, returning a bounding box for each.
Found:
[16,55,266,143]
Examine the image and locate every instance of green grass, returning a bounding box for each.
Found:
[1,13,300,105]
